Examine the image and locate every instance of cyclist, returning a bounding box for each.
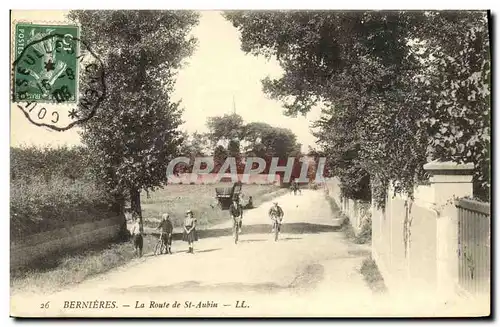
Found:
[229,198,244,233]
[269,202,284,233]
[157,213,173,254]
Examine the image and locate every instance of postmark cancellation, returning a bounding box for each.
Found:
[12,21,106,131]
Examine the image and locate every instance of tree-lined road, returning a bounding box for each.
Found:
[11,189,468,317]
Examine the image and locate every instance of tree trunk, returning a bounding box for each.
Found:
[113,192,130,241]
[130,188,143,224]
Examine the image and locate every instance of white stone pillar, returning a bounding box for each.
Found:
[423,161,474,300]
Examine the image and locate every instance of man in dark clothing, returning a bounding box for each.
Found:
[269,202,285,233]
[292,179,301,195]
[157,213,173,254]
[229,199,243,233]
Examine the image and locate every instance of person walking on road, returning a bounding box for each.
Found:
[183,210,198,254]
[130,214,144,257]
[292,179,301,195]
[157,213,173,254]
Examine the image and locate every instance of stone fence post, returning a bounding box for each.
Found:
[423,161,474,300]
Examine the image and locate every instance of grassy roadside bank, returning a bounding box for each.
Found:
[324,194,372,244]
[11,236,155,296]
[11,185,288,295]
[360,257,387,294]
[323,192,386,293]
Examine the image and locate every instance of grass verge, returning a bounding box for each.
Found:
[10,235,158,296]
[10,235,157,294]
[360,257,387,294]
[340,217,372,245]
[324,194,372,244]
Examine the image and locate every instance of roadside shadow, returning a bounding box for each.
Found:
[164,223,340,241]
[196,248,222,253]
[279,237,302,241]
[238,239,266,243]
[174,250,193,254]
[208,223,337,238]
[145,252,177,257]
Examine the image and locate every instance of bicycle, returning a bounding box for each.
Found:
[271,216,282,242]
[153,233,168,255]
[233,216,242,244]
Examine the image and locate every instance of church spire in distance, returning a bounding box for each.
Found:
[232,95,236,115]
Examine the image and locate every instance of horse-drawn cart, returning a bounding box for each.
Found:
[215,182,242,210]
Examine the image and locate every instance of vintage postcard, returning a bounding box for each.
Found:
[10,9,491,318]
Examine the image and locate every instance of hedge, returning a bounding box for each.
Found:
[10,146,116,242]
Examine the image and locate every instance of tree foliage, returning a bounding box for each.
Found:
[244,122,299,159]
[205,113,301,175]
[11,145,91,182]
[177,131,210,173]
[206,113,245,145]
[10,146,114,240]
[68,10,200,217]
[225,10,491,204]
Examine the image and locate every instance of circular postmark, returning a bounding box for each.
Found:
[12,30,106,131]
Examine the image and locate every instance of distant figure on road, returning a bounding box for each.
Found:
[157,213,173,254]
[292,179,301,195]
[244,196,254,209]
[269,202,284,233]
[229,199,244,233]
[130,214,144,257]
[183,210,198,254]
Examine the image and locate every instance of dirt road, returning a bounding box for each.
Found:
[11,189,459,317]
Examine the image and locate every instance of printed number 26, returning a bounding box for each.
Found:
[40,301,50,309]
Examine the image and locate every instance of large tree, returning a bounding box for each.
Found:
[206,113,245,145]
[225,11,491,203]
[69,10,200,221]
[243,122,299,159]
[244,122,301,179]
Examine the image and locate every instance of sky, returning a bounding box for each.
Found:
[10,10,322,151]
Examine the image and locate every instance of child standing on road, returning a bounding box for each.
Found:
[183,210,198,254]
[130,215,144,257]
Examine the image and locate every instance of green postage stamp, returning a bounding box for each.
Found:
[12,21,105,131]
[14,23,80,103]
